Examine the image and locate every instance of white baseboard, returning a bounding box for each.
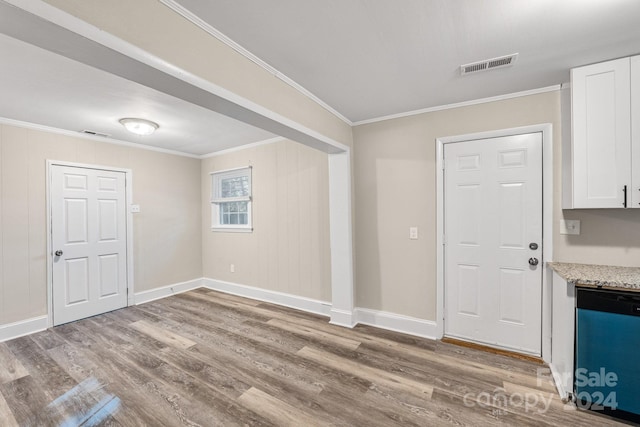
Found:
[329,308,356,328]
[0,315,48,343]
[0,281,440,346]
[134,278,204,305]
[202,278,332,317]
[202,278,436,340]
[354,308,439,340]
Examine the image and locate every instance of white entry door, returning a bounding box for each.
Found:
[51,164,128,326]
[444,132,543,355]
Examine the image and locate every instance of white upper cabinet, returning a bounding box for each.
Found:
[631,56,640,208]
[566,56,636,209]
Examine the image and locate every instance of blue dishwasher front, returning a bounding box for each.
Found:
[576,287,640,423]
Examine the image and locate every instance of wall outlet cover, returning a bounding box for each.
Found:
[409,227,418,240]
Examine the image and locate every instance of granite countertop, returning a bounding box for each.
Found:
[547,262,640,291]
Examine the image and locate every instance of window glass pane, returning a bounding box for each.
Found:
[219,202,250,225]
[221,202,233,224]
[221,176,249,198]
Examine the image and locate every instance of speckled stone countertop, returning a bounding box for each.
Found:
[547,262,640,291]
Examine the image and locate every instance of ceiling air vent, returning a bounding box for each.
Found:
[460,53,518,75]
[81,130,111,138]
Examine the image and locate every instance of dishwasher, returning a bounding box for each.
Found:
[575,287,640,423]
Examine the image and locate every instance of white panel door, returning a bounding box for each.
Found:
[51,165,128,325]
[444,133,543,355]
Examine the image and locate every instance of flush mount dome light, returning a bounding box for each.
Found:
[119,118,159,136]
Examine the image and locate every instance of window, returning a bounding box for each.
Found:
[210,167,252,232]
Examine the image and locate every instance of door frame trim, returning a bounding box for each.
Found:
[46,160,134,328]
[436,124,553,361]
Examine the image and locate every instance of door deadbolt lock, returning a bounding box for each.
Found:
[55,250,63,257]
[528,257,539,266]
[529,243,538,250]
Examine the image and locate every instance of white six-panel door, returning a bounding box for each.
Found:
[51,165,128,325]
[444,133,543,355]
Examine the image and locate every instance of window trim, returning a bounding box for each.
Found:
[210,166,253,232]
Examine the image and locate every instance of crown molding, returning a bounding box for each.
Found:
[159,0,353,126]
[353,85,562,126]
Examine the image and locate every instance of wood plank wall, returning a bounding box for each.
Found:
[0,124,202,327]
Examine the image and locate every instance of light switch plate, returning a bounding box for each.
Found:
[560,219,580,235]
[130,204,141,213]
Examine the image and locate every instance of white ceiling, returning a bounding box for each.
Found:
[0,32,276,156]
[1,1,640,155]
[173,0,640,123]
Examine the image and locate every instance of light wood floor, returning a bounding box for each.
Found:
[0,289,631,426]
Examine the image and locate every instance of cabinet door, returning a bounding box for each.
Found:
[572,57,631,208]
[632,56,640,208]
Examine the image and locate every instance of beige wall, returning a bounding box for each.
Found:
[558,209,640,266]
[3,87,637,331]
[43,0,353,149]
[353,90,640,321]
[0,124,201,326]
[201,140,331,302]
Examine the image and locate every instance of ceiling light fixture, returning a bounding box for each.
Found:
[119,118,159,136]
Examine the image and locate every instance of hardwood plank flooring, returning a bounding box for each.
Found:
[0,289,633,426]
[237,387,325,427]
[130,320,197,350]
[0,390,18,427]
[0,345,28,384]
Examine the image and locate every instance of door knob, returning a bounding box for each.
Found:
[528,257,539,266]
[55,250,63,257]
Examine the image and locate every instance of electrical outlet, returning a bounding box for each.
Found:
[409,227,418,240]
[130,204,140,213]
[230,264,235,273]
[560,219,580,235]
